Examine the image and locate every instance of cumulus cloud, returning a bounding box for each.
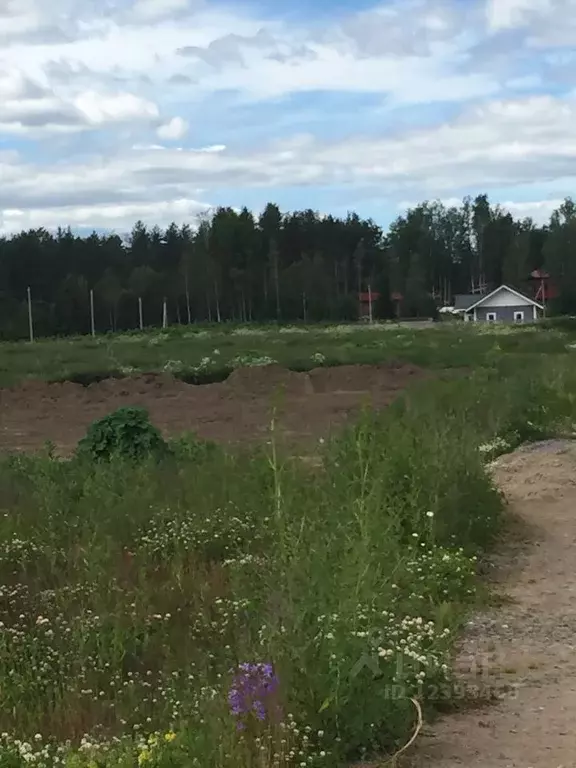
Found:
[499,199,564,222]
[400,196,563,224]
[74,91,159,125]
[0,72,160,135]
[157,116,189,140]
[0,197,211,235]
[1,93,575,228]
[0,0,575,231]
[132,0,192,21]
[486,0,552,31]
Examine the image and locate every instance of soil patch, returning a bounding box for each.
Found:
[0,363,427,455]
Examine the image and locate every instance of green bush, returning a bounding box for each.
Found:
[77,406,168,462]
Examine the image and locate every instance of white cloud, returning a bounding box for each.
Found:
[0,0,496,106]
[132,0,192,21]
[0,197,211,235]
[400,196,563,224]
[74,91,159,124]
[157,115,188,140]
[499,199,563,221]
[486,0,552,31]
[0,0,44,38]
[0,0,575,231]
[1,94,576,226]
[0,70,160,135]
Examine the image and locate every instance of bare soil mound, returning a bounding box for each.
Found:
[0,363,426,455]
[308,362,422,393]
[223,364,314,397]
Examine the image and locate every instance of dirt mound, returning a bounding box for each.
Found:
[84,374,191,402]
[488,438,576,501]
[308,362,423,393]
[0,363,426,455]
[223,364,314,396]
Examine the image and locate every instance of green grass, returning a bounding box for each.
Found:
[1,346,576,766]
[0,320,573,388]
[2,324,576,766]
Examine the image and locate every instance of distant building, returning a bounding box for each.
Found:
[358,291,380,321]
[358,291,404,320]
[453,284,543,323]
[529,269,559,305]
[453,294,481,314]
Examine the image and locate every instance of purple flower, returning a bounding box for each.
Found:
[228,662,280,726]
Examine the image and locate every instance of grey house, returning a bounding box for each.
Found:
[454,285,543,323]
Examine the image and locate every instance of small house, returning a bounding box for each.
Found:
[455,284,543,323]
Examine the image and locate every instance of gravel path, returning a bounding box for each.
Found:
[412,439,576,767]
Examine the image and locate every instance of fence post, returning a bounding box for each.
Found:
[90,289,95,337]
[162,298,167,329]
[27,287,34,342]
[368,283,373,324]
[139,297,143,330]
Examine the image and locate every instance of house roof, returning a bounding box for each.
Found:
[453,294,480,310]
[466,284,543,312]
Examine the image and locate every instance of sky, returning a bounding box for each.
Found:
[1,0,575,235]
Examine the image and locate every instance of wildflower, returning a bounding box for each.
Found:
[164,731,176,742]
[228,662,280,727]
[426,511,434,518]
[138,748,151,765]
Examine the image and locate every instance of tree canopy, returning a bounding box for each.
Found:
[0,194,571,339]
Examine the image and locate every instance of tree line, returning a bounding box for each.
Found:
[1,195,576,340]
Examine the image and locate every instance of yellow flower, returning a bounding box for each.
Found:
[138,748,151,765]
[164,731,176,743]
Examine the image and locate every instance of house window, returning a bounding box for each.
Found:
[486,312,497,322]
[514,311,524,323]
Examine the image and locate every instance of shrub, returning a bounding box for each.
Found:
[77,406,168,462]
[169,431,219,462]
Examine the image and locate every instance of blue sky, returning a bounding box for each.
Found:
[0,0,575,234]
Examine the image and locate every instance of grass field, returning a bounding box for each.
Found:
[1,321,576,766]
[0,319,573,388]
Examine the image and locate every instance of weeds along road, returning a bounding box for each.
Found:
[412,440,576,768]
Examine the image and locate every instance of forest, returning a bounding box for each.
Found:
[1,193,576,339]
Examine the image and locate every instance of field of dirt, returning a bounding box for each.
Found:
[0,362,426,455]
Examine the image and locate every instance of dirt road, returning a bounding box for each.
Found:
[413,439,576,767]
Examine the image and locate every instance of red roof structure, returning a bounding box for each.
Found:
[528,269,559,301]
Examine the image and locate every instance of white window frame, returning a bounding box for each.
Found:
[514,311,524,323]
[486,312,497,322]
